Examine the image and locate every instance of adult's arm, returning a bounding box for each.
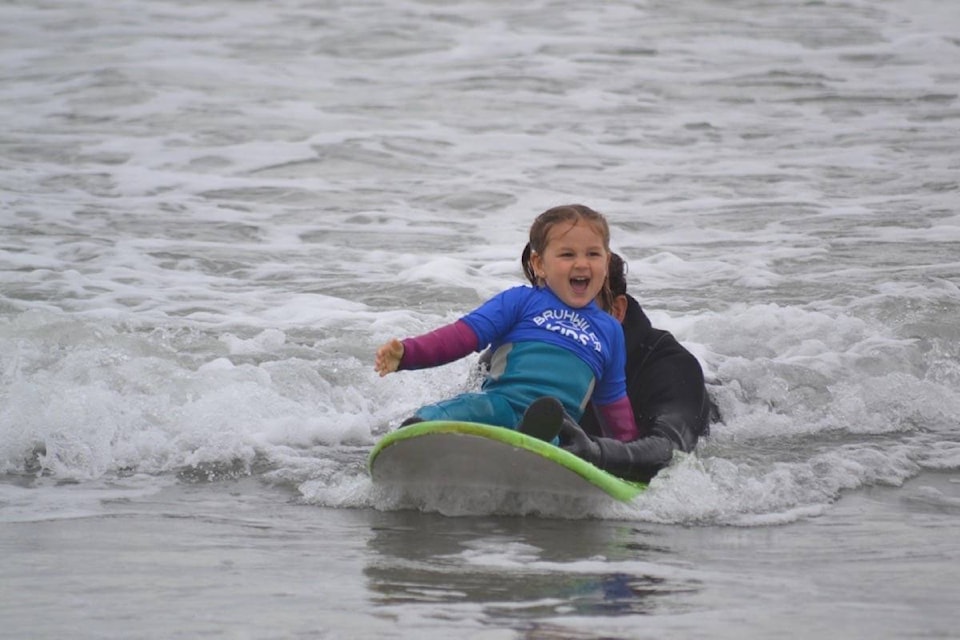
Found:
[561,417,681,483]
[576,331,714,480]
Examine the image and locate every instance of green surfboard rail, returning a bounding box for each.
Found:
[368,420,645,502]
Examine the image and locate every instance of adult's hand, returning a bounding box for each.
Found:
[559,419,602,466]
[562,419,678,483]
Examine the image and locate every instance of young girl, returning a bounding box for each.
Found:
[374,204,639,442]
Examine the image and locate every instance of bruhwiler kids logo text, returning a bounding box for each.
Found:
[532,309,602,352]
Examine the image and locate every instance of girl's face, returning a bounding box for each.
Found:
[530,220,609,308]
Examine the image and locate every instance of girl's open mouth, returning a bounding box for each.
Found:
[570,276,590,294]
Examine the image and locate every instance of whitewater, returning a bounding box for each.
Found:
[1,0,958,638]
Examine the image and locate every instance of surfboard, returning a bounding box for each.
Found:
[367,421,645,502]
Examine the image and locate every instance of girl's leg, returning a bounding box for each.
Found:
[411,393,562,443]
[410,393,519,428]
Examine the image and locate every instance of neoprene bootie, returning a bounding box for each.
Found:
[518,396,565,442]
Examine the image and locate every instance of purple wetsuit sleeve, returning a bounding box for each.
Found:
[399,320,480,370]
[597,396,640,442]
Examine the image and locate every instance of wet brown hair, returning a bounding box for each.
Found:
[521,204,614,310]
[607,252,628,298]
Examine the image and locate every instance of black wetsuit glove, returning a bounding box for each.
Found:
[598,434,676,483]
[560,418,677,483]
[559,417,602,465]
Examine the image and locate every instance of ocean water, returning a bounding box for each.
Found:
[2,0,959,638]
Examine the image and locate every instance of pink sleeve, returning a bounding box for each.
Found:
[399,320,479,370]
[598,396,640,441]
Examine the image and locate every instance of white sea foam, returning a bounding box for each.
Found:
[1,0,959,530]
[3,3,960,639]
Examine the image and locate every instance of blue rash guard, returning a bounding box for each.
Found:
[413,286,628,429]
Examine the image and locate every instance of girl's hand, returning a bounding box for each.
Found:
[374,339,404,377]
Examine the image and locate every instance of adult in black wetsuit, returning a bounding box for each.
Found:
[519,249,716,483]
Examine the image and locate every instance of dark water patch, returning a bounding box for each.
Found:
[39,172,118,197]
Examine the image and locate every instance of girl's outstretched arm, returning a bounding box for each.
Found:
[374,320,479,377]
[375,338,404,376]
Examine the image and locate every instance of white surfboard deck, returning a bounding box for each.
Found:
[368,421,644,502]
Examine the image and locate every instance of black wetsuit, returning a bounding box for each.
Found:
[575,294,715,483]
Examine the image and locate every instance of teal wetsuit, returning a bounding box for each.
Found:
[412,286,628,429]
